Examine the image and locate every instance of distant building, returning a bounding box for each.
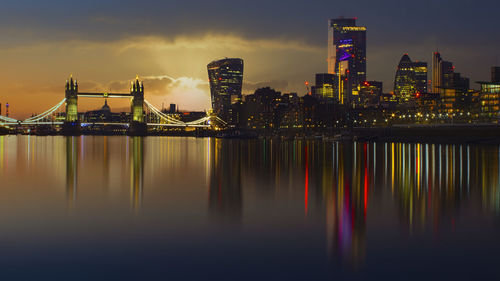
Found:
[478,68,500,117]
[358,81,383,108]
[393,54,427,102]
[327,18,367,104]
[492,67,500,83]
[432,52,442,94]
[241,87,281,130]
[312,73,336,99]
[84,99,125,123]
[394,54,416,101]
[169,104,177,114]
[207,58,244,123]
[413,62,428,94]
[432,52,456,95]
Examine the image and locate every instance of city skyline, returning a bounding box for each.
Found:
[0,0,499,118]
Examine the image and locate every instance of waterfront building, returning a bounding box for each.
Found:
[327,18,367,104]
[430,52,471,113]
[241,87,281,131]
[478,68,500,117]
[440,71,470,113]
[207,58,244,123]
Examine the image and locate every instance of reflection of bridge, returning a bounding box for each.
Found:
[0,76,226,135]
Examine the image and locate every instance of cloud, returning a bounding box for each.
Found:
[115,34,321,54]
[97,75,211,111]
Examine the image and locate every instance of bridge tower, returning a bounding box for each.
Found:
[62,76,81,135]
[129,76,147,136]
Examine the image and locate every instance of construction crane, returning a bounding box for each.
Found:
[305,81,311,95]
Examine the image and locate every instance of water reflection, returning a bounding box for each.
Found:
[209,139,242,223]
[1,136,500,278]
[64,136,145,211]
[130,137,144,211]
[66,137,78,207]
[207,140,500,267]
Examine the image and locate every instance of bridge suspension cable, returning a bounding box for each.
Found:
[144,99,226,127]
[0,115,18,123]
[144,100,190,125]
[23,98,67,123]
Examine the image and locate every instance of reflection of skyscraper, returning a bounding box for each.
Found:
[327,142,367,267]
[327,18,367,103]
[208,139,242,222]
[130,137,144,212]
[207,58,244,123]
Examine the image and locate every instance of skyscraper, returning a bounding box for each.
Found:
[207,58,244,123]
[394,54,415,101]
[327,18,367,104]
[413,62,428,94]
[431,52,470,112]
[432,52,442,94]
[393,54,427,102]
[432,52,454,94]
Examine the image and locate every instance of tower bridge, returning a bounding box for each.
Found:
[0,76,227,135]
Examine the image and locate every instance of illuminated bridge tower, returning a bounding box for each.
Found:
[62,76,81,135]
[129,76,147,136]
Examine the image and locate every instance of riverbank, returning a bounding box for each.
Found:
[2,124,500,144]
[350,124,500,144]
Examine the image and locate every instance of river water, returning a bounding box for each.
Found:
[0,136,499,280]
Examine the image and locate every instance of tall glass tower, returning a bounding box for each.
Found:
[207,58,244,123]
[327,18,367,104]
[393,54,428,102]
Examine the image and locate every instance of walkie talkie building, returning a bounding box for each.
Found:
[207,58,244,123]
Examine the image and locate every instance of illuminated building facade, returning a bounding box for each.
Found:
[394,54,415,101]
[327,18,367,104]
[393,54,427,102]
[207,58,244,123]
[479,68,500,117]
[312,73,337,99]
[432,55,470,113]
[432,52,454,94]
[413,62,428,94]
[358,81,383,108]
[432,52,442,94]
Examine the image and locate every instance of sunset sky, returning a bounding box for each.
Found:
[1,0,499,118]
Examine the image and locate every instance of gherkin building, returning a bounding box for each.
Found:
[394,54,416,102]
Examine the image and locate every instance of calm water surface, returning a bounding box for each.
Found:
[0,136,499,280]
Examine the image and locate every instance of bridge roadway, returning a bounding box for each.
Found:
[0,121,210,128]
